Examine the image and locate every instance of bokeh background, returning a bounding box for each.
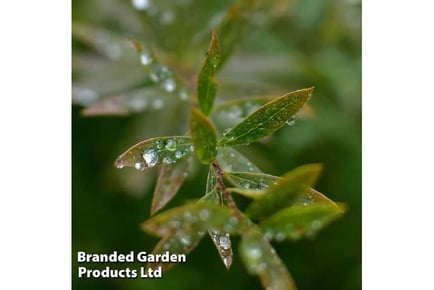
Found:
[72,0,361,289]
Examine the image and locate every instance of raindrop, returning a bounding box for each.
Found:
[219,235,231,250]
[156,140,164,149]
[132,0,150,10]
[150,64,171,82]
[134,162,146,171]
[151,98,164,110]
[223,256,232,268]
[140,52,153,65]
[160,10,175,25]
[179,89,189,101]
[222,128,231,136]
[286,116,296,126]
[199,209,210,221]
[143,149,158,167]
[189,145,195,152]
[179,234,192,246]
[165,139,177,151]
[243,182,251,189]
[162,79,176,92]
[162,157,175,164]
[264,230,274,240]
[275,231,286,242]
[175,150,184,159]
[247,247,262,259]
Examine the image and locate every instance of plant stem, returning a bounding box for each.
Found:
[212,161,244,221]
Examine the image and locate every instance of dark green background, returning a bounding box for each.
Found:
[72,0,361,289]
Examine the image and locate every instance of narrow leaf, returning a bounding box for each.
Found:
[146,231,205,273]
[151,156,193,215]
[225,172,280,192]
[217,0,256,69]
[240,228,297,290]
[211,96,274,130]
[219,87,314,146]
[190,108,218,164]
[293,188,338,207]
[259,203,345,242]
[216,147,261,173]
[197,30,221,115]
[245,164,323,219]
[141,203,241,237]
[114,136,194,171]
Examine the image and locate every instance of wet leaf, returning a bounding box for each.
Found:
[190,108,218,164]
[205,164,218,195]
[141,203,241,237]
[151,156,193,215]
[219,87,314,146]
[245,164,323,219]
[216,147,261,173]
[114,136,194,171]
[72,22,136,61]
[217,0,256,69]
[259,203,345,242]
[240,228,297,290]
[146,231,205,273]
[197,30,221,115]
[293,188,338,207]
[225,172,280,192]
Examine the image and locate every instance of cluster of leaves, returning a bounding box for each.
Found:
[113,29,345,290]
[73,1,349,289]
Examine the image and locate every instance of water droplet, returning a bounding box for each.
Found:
[222,128,231,136]
[199,209,210,221]
[162,157,174,164]
[243,182,251,189]
[264,230,274,240]
[275,231,286,242]
[134,162,146,171]
[150,64,171,82]
[129,96,147,111]
[179,89,189,101]
[151,98,164,110]
[162,78,176,92]
[189,145,195,152]
[219,235,231,250]
[179,234,192,246]
[223,256,232,268]
[286,116,296,126]
[175,150,184,159]
[143,149,158,167]
[156,140,164,149]
[169,217,181,227]
[73,87,99,105]
[165,139,177,151]
[140,52,153,65]
[160,10,175,25]
[132,0,150,10]
[247,247,262,259]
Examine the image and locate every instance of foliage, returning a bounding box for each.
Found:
[72,0,361,289]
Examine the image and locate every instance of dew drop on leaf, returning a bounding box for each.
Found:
[140,52,153,65]
[134,162,147,171]
[286,116,296,126]
[162,79,176,92]
[143,149,158,167]
[165,139,177,151]
[175,150,184,159]
[132,0,150,11]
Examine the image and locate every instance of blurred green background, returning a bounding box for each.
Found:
[72,0,361,289]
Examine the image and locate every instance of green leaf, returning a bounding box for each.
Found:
[211,96,275,130]
[190,108,218,164]
[240,228,297,290]
[293,188,338,207]
[216,147,262,173]
[245,164,323,219]
[151,156,193,215]
[114,136,194,171]
[225,172,280,192]
[141,203,241,237]
[219,87,314,146]
[259,203,345,242]
[146,231,205,273]
[197,30,221,115]
[217,0,256,69]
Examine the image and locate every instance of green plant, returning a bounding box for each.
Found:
[112,29,345,290]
